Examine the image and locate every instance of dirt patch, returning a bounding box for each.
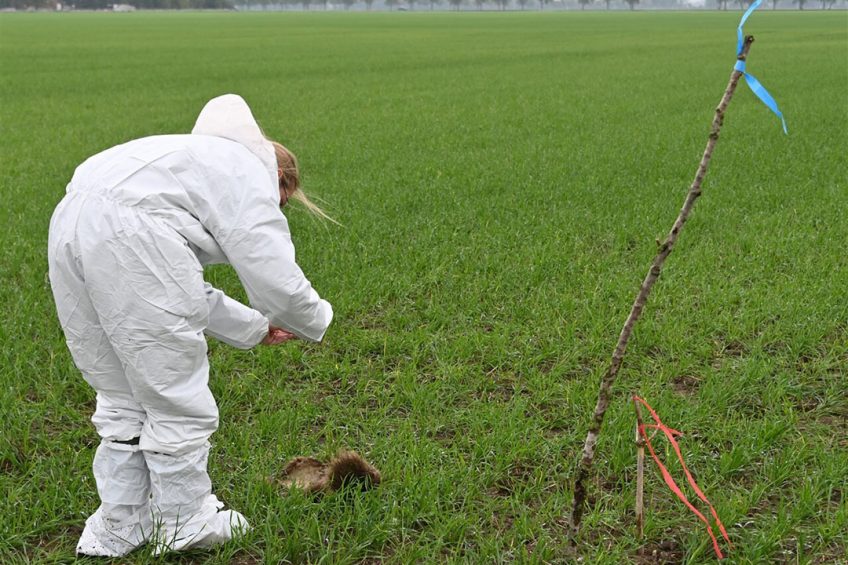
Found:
[794,396,822,413]
[797,408,848,448]
[542,423,569,439]
[545,515,570,536]
[817,407,848,425]
[811,542,848,564]
[0,457,15,474]
[537,357,558,375]
[744,491,782,517]
[820,414,848,449]
[633,540,686,564]
[793,349,821,372]
[599,473,627,495]
[671,374,701,396]
[431,426,456,442]
[711,339,747,369]
[489,461,536,497]
[646,345,666,360]
[472,372,525,404]
[227,553,264,565]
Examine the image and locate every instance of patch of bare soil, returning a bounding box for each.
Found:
[489,461,535,497]
[633,540,686,564]
[671,374,701,396]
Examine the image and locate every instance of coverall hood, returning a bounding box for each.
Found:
[191,94,278,193]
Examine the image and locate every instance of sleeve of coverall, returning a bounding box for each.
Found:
[221,199,333,343]
[202,283,270,349]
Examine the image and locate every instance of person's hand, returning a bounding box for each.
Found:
[261,325,297,346]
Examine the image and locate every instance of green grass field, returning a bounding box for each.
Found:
[1,11,846,564]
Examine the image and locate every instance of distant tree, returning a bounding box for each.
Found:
[793,0,806,8]
[604,0,612,8]
[342,0,354,8]
[494,0,508,8]
[577,0,590,8]
[385,0,398,8]
[448,0,461,8]
[517,0,528,8]
[538,0,548,8]
[821,0,835,7]
[624,0,637,8]
[364,0,373,8]
[301,0,310,8]
[427,0,441,9]
[770,0,778,7]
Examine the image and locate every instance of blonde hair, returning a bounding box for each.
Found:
[270,140,337,224]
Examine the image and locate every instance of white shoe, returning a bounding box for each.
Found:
[151,494,250,555]
[76,506,150,557]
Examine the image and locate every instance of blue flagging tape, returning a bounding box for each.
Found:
[735,0,787,134]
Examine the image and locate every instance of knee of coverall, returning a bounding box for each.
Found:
[91,391,147,442]
[131,327,219,456]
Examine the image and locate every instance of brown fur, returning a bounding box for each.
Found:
[276,451,381,494]
[326,450,381,491]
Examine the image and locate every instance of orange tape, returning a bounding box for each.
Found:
[634,395,732,559]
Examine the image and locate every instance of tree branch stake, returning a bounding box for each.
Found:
[569,35,755,541]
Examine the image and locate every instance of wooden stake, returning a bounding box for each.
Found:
[634,397,646,540]
[569,36,756,541]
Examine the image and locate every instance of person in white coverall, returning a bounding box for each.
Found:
[47,94,333,556]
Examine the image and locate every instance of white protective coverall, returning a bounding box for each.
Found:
[48,94,333,556]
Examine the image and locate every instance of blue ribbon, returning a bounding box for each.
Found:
[735,0,787,134]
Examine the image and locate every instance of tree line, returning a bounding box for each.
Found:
[1,0,231,8]
[1,0,840,10]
